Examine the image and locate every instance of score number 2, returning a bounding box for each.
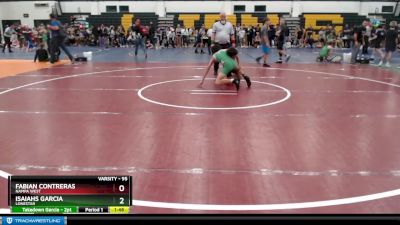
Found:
[116,177,129,206]
[118,185,126,205]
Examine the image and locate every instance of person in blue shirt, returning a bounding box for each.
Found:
[47,14,74,64]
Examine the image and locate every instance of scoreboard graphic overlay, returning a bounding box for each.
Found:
[8,176,132,214]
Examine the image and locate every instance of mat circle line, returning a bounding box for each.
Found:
[137,78,291,110]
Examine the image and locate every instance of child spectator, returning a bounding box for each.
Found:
[34,43,49,62]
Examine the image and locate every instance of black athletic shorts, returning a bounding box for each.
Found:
[277,41,284,50]
[212,43,231,54]
[202,39,209,45]
[372,39,383,49]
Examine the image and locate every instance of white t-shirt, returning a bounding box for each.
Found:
[207,28,213,37]
[167,30,175,39]
[318,30,326,39]
[110,29,115,38]
[212,21,234,44]
[4,27,14,38]
[239,30,246,39]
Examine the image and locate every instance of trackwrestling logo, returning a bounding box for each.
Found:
[2,217,64,225]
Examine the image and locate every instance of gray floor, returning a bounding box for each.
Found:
[1,45,399,66]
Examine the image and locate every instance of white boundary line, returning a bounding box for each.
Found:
[0,170,11,179]
[138,79,291,110]
[0,208,10,213]
[0,66,399,211]
[0,167,399,211]
[0,170,10,213]
[246,67,400,89]
[132,189,400,210]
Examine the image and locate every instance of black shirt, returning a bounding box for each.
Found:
[131,25,146,37]
[353,25,364,42]
[297,30,304,39]
[386,29,397,47]
[98,27,103,37]
[34,49,48,62]
[278,25,288,41]
[343,28,351,37]
[306,28,313,38]
[102,27,109,37]
[92,27,99,37]
[374,28,385,43]
[268,25,276,40]
[149,26,155,36]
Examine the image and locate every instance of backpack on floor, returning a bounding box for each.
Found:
[74,57,87,62]
[356,57,370,64]
[328,55,342,63]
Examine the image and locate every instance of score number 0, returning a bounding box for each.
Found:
[119,184,126,205]
[117,177,128,205]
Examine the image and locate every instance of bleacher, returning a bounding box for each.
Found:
[55,11,390,32]
[57,13,158,28]
[342,13,368,26]
[168,13,284,29]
